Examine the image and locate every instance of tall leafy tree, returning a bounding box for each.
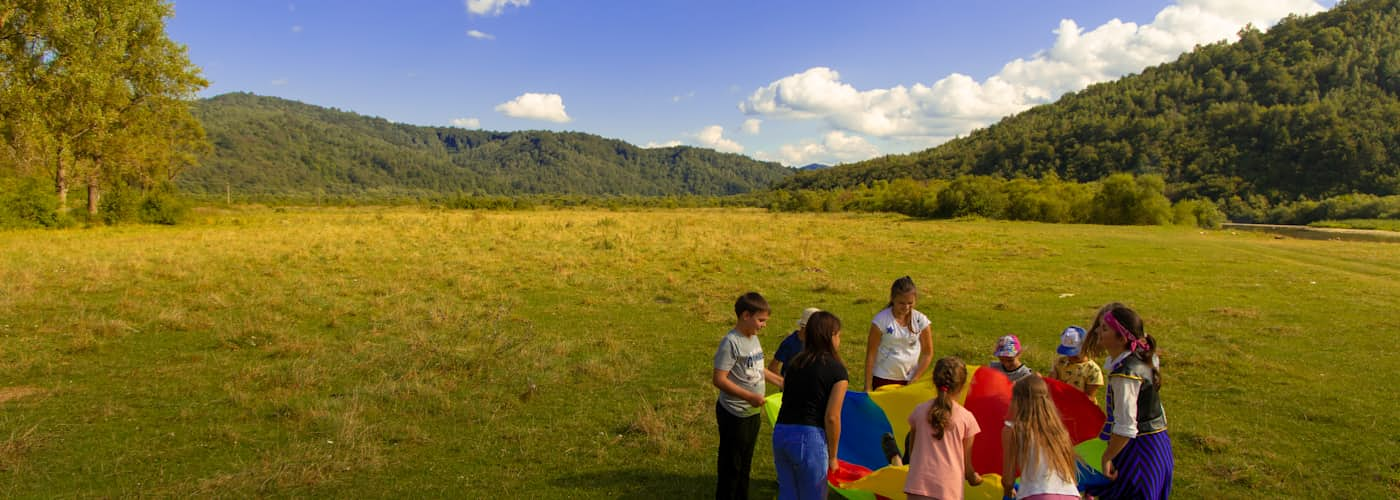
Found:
[0,0,207,212]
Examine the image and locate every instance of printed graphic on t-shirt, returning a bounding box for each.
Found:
[733,352,764,378]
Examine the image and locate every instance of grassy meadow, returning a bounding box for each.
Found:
[1,207,1397,498]
[1310,218,1400,232]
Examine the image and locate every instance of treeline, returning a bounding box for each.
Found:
[183,93,792,198]
[761,174,1227,228]
[1258,192,1400,224]
[779,0,1400,210]
[180,190,768,211]
[0,0,208,227]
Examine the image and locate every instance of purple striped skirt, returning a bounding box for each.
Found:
[1087,430,1173,500]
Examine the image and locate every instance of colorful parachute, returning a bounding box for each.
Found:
[763,365,1108,499]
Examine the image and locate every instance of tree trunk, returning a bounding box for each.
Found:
[55,148,68,210]
[86,158,101,217]
[87,179,100,216]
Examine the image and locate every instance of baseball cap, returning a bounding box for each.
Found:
[993,334,1022,357]
[797,307,822,328]
[1057,326,1087,356]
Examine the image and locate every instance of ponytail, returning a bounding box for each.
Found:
[927,391,952,440]
[1136,333,1161,387]
[926,357,967,440]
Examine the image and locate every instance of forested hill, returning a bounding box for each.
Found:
[180,93,792,197]
[777,0,1400,204]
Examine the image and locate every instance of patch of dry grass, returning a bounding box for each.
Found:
[0,424,42,474]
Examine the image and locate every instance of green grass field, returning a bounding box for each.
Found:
[1,207,1397,498]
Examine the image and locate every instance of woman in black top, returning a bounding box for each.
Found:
[771,311,849,500]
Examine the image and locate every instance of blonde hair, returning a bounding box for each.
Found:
[1008,376,1078,483]
[925,357,967,440]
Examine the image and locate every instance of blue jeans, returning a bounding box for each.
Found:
[772,423,829,500]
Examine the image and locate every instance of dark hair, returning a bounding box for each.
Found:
[886,276,917,309]
[789,311,843,370]
[734,292,769,319]
[926,356,968,440]
[1084,302,1160,386]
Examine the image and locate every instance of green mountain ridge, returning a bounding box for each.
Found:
[180,92,792,197]
[777,0,1400,206]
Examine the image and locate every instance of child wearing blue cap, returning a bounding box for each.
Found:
[1048,326,1104,399]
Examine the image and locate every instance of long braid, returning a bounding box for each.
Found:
[926,357,967,440]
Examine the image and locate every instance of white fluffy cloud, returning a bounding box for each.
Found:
[451,117,481,128]
[768,131,881,166]
[495,93,571,123]
[466,0,529,16]
[695,125,744,153]
[742,118,762,135]
[643,140,682,149]
[740,0,1328,142]
[466,30,495,40]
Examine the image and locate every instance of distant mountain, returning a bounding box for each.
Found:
[776,0,1400,204]
[181,93,792,197]
[797,163,830,171]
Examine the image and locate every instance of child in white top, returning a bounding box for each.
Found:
[864,276,934,390]
[1001,375,1081,500]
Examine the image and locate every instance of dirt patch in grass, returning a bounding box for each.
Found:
[1177,430,1230,454]
[0,386,43,404]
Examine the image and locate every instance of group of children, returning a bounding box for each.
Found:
[712,279,1171,500]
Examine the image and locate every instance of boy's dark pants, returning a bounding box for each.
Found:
[715,401,761,500]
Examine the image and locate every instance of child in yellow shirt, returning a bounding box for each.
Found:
[1049,326,1104,399]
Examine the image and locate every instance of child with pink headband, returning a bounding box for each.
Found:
[1081,303,1173,500]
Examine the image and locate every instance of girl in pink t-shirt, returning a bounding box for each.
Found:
[904,357,983,500]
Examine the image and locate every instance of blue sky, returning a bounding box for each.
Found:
[166,1,1336,166]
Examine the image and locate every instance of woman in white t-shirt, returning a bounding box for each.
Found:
[864,276,934,390]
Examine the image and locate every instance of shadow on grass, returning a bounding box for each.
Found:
[552,468,777,499]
